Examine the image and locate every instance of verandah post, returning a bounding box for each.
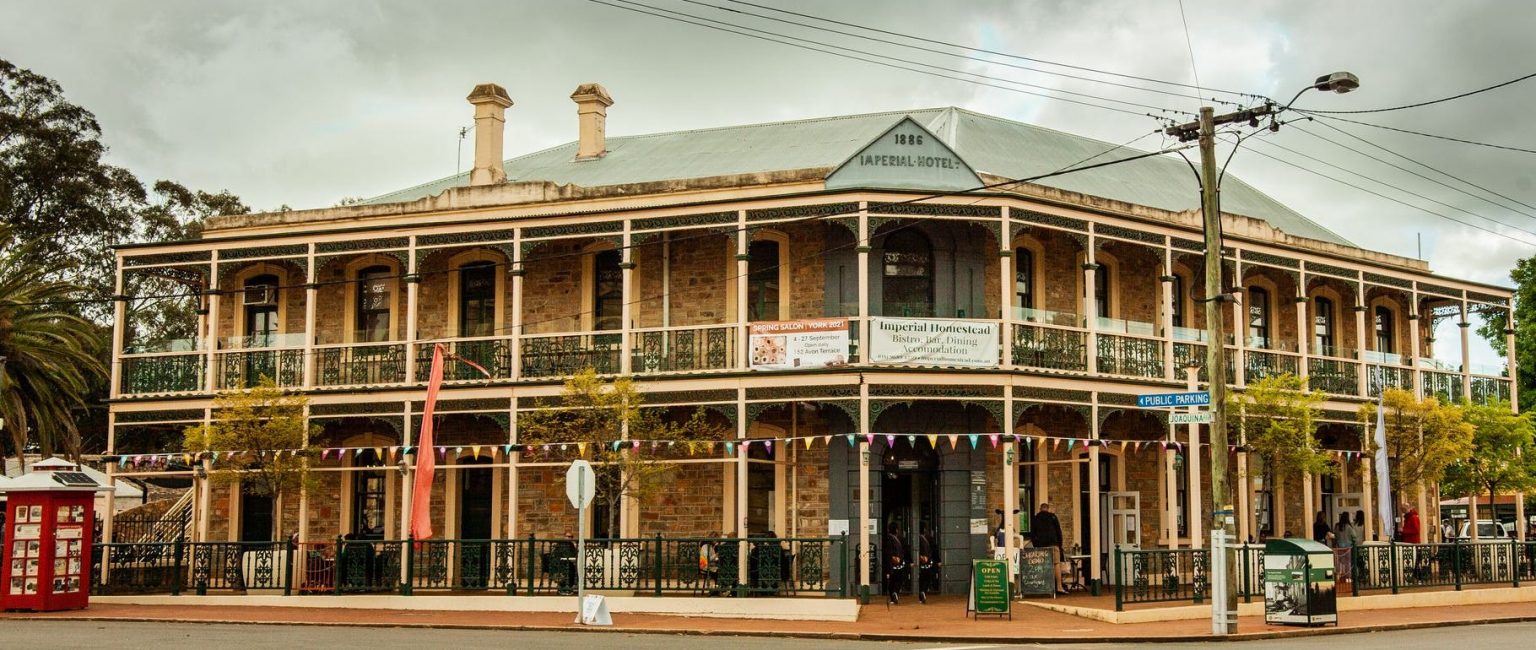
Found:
[402,535,414,596]
[1113,546,1123,611]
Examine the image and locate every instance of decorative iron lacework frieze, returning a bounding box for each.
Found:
[1467,291,1509,306]
[869,384,1004,398]
[868,202,999,218]
[632,211,738,231]
[522,221,624,239]
[1015,401,1092,423]
[640,389,738,405]
[745,385,861,401]
[1242,251,1300,269]
[417,230,516,247]
[1095,224,1165,245]
[115,409,206,424]
[309,402,405,416]
[1171,237,1204,252]
[1363,272,1412,289]
[1320,409,1364,423]
[1015,210,1087,232]
[124,251,212,267]
[1305,262,1360,280]
[1016,387,1092,403]
[746,202,860,222]
[1097,393,1140,406]
[1414,282,1463,300]
[317,237,409,254]
[221,244,308,260]
[408,398,511,413]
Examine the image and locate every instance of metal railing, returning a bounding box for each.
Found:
[120,353,205,395]
[1368,364,1414,397]
[415,338,516,381]
[217,348,304,389]
[315,343,407,387]
[1096,333,1163,378]
[93,535,850,598]
[1423,371,1464,402]
[631,326,736,374]
[520,333,622,378]
[1116,541,1527,609]
[1013,323,1086,371]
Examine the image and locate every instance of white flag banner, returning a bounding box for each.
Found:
[1372,397,1393,540]
[868,317,999,368]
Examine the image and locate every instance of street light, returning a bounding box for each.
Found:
[1164,72,1360,636]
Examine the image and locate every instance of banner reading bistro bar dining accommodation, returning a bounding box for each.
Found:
[869,317,999,368]
[749,318,851,371]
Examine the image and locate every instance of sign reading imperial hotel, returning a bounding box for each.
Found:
[107,81,1515,598]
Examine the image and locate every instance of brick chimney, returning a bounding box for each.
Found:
[570,83,614,160]
[466,83,513,186]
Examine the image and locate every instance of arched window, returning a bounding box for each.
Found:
[351,449,386,540]
[242,273,279,348]
[591,249,623,331]
[1014,247,1035,311]
[356,266,393,343]
[882,230,933,317]
[1247,286,1271,349]
[747,239,781,322]
[457,261,497,337]
[1313,296,1336,356]
[1374,305,1396,354]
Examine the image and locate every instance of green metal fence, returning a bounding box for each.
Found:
[1116,540,1526,610]
[93,535,850,598]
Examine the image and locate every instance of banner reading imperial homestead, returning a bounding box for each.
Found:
[869,317,999,368]
[749,318,850,371]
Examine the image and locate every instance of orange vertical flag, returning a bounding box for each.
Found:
[411,344,446,540]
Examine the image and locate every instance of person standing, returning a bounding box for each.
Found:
[1030,502,1067,595]
[1332,512,1355,584]
[883,523,907,605]
[916,528,939,604]
[1400,503,1422,544]
[1313,511,1332,545]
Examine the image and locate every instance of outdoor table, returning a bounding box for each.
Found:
[1065,554,1090,591]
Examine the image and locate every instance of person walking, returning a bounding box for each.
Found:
[1030,502,1067,595]
[883,523,907,605]
[916,528,939,604]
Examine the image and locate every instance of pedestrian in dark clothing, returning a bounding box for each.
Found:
[883,523,907,604]
[917,528,939,604]
[1029,503,1067,595]
[1313,511,1333,545]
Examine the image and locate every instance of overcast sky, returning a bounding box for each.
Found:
[5,0,1532,365]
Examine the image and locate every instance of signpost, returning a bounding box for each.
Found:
[1137,391,1211,408]
[967,559,1012,619]
[566,461,600,624]
[1170,412,1214,425]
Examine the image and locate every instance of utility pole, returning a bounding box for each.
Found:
[1165,72,1358,636]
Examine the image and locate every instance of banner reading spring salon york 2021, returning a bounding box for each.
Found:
[869,317,999,368]
[749,318,851,370]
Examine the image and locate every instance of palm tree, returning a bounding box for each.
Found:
[0,227,105,467]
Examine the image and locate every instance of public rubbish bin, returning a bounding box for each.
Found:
[1262,538,1337,626]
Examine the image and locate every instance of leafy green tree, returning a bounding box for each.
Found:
[0,227,106,464]
[183,378,319,540]
[1477,255,1534,412]
[1442,401,1536,536]
[1233,374,1333,535]
[517,369,725,537]
[1360,388,1475,508]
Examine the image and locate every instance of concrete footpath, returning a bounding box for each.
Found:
[4,596,1536,642]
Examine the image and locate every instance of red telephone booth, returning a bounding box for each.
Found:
[2,457,105,612]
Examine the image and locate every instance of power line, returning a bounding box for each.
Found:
[677,0,1237,107]
[1175,0,1203,109]
[1302,119,1536,217]
[1296,111,1536,155]
[721,0,1258,100]
[1248,137,1536,240]
[1240,142,1536,248]
[592,0,1188,118]
[1295,71,1536,115]
[1290,122,1536,223]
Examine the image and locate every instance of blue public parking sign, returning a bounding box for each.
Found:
[1136,391,1211,408]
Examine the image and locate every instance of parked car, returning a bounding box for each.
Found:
[1451,520,1513,541]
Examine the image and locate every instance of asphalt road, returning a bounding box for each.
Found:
[2,619,1534,649]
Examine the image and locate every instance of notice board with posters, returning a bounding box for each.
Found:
[967,559,1012,619]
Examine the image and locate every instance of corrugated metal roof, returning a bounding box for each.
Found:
[366,107,1349,246]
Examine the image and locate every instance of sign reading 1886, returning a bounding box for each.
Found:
[825,117,982,192]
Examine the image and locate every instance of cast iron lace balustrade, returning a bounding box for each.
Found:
[1367,364,1414,397]
[1470,376,1512,405]
[1307,358,1359,396]
[519,334,622,378]
[218,349,304,389]
[121,354,205,395]
[316,344,407,387]
[1422,371,1464,402]
[1096,334,1163,378]
[631,326,735,374]
[414,339,514,382]
[1244,350,1298,383]
[1012,323,1087,371]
